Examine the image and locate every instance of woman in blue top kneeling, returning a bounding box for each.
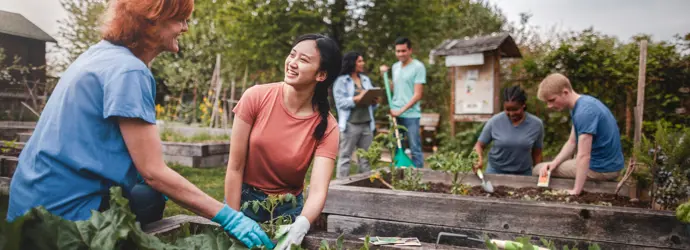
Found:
[332,52,379,178]
[473,86,544,176]
[6,0,272,248]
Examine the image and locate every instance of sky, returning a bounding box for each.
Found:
[1,0,689,64]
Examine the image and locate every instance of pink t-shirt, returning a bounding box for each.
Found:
[232,82,339,195]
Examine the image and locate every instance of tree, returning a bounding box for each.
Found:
[52,0,108,74]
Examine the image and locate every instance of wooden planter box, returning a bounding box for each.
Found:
[162,142,229,168]
[322,169,689,249]
[0,125,34,141]
[142,215,479,249]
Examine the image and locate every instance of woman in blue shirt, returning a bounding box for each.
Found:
[333,52,379,178]
[473,86,544,176]
[6,0,272,248]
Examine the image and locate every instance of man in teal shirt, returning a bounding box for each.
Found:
[380,37,427,168]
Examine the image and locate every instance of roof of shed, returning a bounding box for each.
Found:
[430,32,521,58]
[0,10,57,43]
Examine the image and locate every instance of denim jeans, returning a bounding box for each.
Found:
[240,183,304,223]
[396,117,423,168]
[99,183,166,226]
[485,165,532,176]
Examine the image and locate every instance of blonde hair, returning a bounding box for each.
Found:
[537,73,573,100]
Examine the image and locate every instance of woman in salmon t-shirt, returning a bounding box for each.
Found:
[225,34,341,250]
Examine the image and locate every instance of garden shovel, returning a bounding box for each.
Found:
[476,169,494,193]
[383,71,415,168]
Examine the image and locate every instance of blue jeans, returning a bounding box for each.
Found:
[240,183,304,223]
[396,117,423,168]
[485,165,532,176]
[99,183,166,225]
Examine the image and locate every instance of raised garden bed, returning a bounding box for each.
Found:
[322,169,689,249]
[143,214,481,249]
[162,141,229,168]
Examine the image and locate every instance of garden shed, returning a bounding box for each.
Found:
[429,33,522,135]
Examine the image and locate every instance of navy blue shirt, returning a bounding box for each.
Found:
[571,95,624,173]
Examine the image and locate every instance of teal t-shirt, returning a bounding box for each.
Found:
[391,59,426,118]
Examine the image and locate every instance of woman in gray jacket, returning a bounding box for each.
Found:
[333,52,379,178]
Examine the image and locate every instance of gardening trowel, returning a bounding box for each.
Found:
[476,169,494,193]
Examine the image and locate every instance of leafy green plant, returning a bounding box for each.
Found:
[485,236,601,250]
[240,194,297,239]
[394,168,429,191]
[436,123,484,155]
[319,234,370,250]
[1,140,19,154]
[633,121,690,209]
[427,151,477,195]
[676,200,690,223]
[160,128,230,143]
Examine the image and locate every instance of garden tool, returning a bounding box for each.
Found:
[476,169,494,193]
[383,71,415,168]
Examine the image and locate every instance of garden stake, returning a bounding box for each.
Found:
[383,71,415,168]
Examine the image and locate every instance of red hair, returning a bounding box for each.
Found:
[101,0,194,55]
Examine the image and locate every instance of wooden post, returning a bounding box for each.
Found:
[633,40,647,148]
[228,78,236,127]
[493,51,501,114]
[616,40,647,198]
[449,67,456,136]
[241,65,248,95]
[209,54,222,128]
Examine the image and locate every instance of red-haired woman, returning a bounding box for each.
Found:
[6,0,273,248]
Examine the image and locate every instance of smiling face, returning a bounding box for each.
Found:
[284,40,325,86]
[504,101,526,123]
[157,17,189,53]
[355,56,365,73]
[395,44,412,63]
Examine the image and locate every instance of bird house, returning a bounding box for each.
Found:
[429,33,522,135]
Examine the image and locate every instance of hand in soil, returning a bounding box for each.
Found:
[568,189,581,196]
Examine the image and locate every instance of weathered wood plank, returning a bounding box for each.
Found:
[327,215,664,250]
[0,121,36,127]
[161,142,229,157]
[163,154,227,168]
[322,185,688,249]
[416,169,630,196]
[0,176,10,195]
[0,156,18,178]
[0,126,34,141]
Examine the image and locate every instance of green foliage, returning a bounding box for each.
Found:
[53,0,108,73]
[427,151,477,195]
[436,122,484,155]
[633,122,690,208]
[677,201,690,224]
[484,236,601,250]
[394,168,429,191]
[240,194,297,239]
[0,186,253,249]
[0,140,19,154]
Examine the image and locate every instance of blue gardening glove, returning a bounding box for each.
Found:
[212,204,275,249]
[274,216,310,250]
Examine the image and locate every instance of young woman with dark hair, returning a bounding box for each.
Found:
[332,51,379,178]
[225,33,342,250]
[473,86,545,176]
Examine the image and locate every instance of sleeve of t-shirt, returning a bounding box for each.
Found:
[103,70,156,124]
[315,124,339,160]
[573,109,599,136]
[232,85,263,125]
[415,63,427,84]
[534,121,545,149]
[477,119,493,145]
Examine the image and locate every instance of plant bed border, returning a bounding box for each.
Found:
[161,141,229,168]
[323,170,689,249]
[0,156,18,179]
[143,215,479,249]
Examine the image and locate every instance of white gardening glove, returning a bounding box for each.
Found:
[275,215,310,250]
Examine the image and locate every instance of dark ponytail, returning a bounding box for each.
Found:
[292,34,342,140]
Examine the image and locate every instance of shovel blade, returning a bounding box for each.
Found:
[483,180,494,193]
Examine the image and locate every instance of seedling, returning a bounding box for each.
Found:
[427,151,477,195]
[241,193,297,239]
